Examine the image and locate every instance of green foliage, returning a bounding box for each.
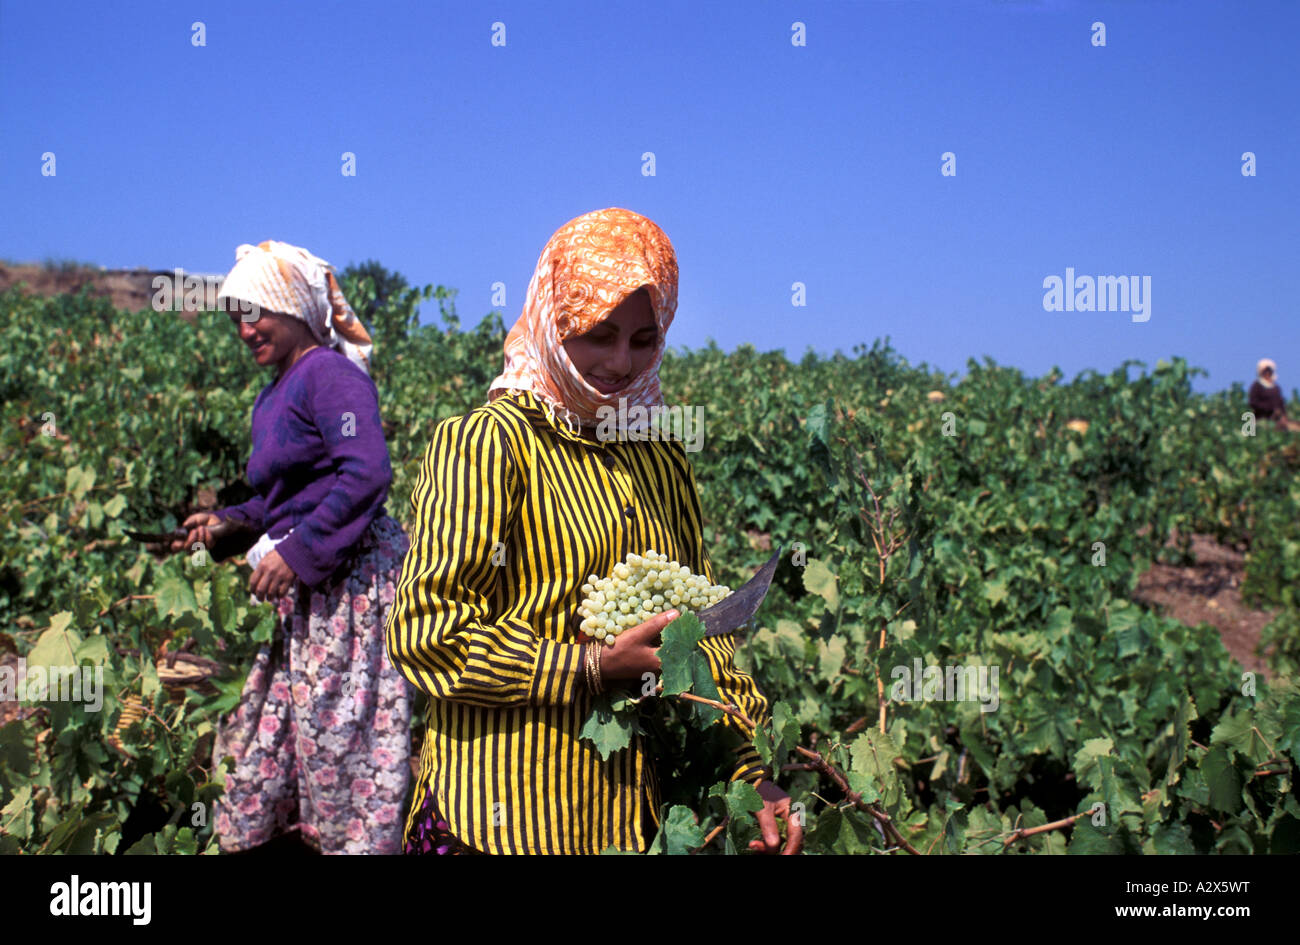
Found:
[4,278,1298,854]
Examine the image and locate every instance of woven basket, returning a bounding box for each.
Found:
[156,650,224,703]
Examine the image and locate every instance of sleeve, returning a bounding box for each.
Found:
[214,495,267,532]
[680,448,773,785]
[1248,382,1267,416]
[275,366,392,586]
[384,410,585,709]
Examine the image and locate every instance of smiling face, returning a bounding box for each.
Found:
[561,288,658,395]
[227,307,319,376]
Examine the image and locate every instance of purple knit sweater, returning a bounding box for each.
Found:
[215,346,392,587]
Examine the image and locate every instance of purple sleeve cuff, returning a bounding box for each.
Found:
[214,497,266,532]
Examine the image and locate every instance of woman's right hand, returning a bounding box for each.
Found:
[169,512,222,554]
[596,609,679,683]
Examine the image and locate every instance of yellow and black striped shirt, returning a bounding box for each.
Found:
[385,390,770,854]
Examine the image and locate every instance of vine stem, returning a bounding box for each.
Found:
[20,479,128,511]
[675,693,920,854]
[695,818,730,853]
[98,594,156,618]
[675,692,756,730]
[1001,811,1090,847]
[1001,788,1162,848]
[1250,726,1277,758]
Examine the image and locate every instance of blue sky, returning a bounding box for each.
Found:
[2,0,1297,394]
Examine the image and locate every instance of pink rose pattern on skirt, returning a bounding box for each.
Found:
[213,515,413,854]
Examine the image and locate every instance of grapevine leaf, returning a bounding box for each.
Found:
[658,612,705,696]
[1165,690,1198,789]
[1067,820,1123,854]
[195,674,247,717]
[688,655,722,725]
[154,573,198,618]
[0,721,32,778]
[818,635,846,683]
[838,808,880,854]
[963,806,1005,854]
[579,693,637,760]
[27,614,83,672]
[1211,710,1263,763]
[982,579,1008,608]
[754,700,800,770]
[0,785,34,840]
[802,559,839,611]
[123,834,158,855]
[1280,700,1300,764]
[1201,747,1243,814]
[1151,821,1196,855]
[722,780,764,821]
[850,728,901,782]
[659,805,705,855]
[1072,737,1115,790]
[74,634,111,666]
[845,772,881,804]
[141,657,161,702]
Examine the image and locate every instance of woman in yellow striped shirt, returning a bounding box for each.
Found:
[385,208,800,854]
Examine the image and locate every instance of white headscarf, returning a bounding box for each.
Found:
[1257,358,1277,389]
[217,240,373,374]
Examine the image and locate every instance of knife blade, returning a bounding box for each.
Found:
[124,527,188,543]
[695,546,782,638]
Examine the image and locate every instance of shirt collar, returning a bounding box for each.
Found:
[501,390,606,448]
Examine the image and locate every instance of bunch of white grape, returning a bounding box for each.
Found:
[578,550,732,646]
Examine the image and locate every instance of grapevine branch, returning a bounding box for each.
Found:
[846,456,910,736]
[793,746,920,855]
[1001,811,1090,848]
[98,594,156,618]
[695,818,729,853]
[999,788,1162,849]
[676,692,755,729]
[19,479,128,511]
[676,693,918,853]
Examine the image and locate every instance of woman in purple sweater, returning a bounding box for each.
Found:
[175,241,412,854]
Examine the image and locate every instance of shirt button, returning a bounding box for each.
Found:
[623,505,635,519]
[601,453,616,470]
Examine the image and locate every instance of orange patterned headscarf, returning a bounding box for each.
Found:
[217,240,374,375]
[487,208,678,428]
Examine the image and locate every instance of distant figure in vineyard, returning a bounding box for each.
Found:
[1248,358,1299,431]
[385,208,801,854]
[172,241,412,854]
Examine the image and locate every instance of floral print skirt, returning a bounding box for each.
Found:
[403,784,480,855]
[213,514,413,855]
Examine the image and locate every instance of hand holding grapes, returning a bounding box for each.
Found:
[597,609,678,681]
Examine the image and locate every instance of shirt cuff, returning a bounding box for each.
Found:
[730,745,771,785]
[214,506,257,528]
[529,638,584,706]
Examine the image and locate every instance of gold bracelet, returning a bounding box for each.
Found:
[584,642,600,694]
[591,639,604,694]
